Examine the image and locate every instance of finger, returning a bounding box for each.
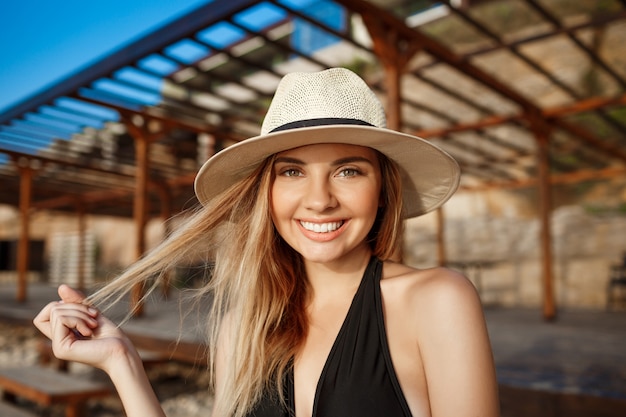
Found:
[58,284,87,304]
[57,302,100,322]
[50,312,97,345]
[50,313,84,360]
[35,303,98,344]
[33,301,58,339]
[49,306,99,336]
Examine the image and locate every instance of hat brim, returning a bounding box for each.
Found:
[194,125,460,218]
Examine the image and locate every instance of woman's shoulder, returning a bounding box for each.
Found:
[382,261,474,293]
[380,261,490,362]
[381,261,481,315]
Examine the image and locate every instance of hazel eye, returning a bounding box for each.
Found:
[282,168,301,177]
[338,168,360,177]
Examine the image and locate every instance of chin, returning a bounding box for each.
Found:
[299,245,367,266]
[300,252,339,264]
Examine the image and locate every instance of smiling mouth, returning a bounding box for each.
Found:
[300,220,344,233]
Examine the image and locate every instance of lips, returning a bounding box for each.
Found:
[299,220,344,233]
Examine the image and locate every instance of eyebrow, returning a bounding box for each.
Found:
[273,156,375,166]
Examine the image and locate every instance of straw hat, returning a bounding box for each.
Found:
[194,67,460,218]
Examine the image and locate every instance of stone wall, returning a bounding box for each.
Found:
[403,185,626,309]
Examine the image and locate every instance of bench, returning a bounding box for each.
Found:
[0,401,38,417]
[0,338,169,417]
[0,365,112,417]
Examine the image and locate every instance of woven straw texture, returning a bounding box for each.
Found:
[195,68,460,218]
[261,68,386,134]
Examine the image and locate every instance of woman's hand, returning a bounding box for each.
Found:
[33,285,167,417]
[33,284,134,373]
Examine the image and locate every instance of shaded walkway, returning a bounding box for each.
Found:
[1,283,625,415]
[486,307,626,400]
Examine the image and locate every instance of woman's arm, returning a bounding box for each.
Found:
[416,270,500,417]
[33,285,166,417]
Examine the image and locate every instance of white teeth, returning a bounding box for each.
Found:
[300,221,343,233]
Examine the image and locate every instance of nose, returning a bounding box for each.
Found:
[303,176,337,212]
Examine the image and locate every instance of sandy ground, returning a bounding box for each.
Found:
[0,321,214,416]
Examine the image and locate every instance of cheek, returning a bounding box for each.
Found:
[354,184,382,216]
[269,185,291,225]
[270,188,299,246]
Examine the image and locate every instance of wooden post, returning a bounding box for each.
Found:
[155,183,172,297]
[360,8,423,262]
[384,63,402,131]
[77,207,86,291]
[125,116,167,315]
[134,134,149,316]
[360,9,421,131]
[16,164,33,303]
[127,119,151,317]
[530,116,556,321]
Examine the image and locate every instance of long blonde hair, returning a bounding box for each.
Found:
[89,150,405,417]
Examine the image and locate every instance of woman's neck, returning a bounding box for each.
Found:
[303,245,372,305]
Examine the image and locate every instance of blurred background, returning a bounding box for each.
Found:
[0,0,625,416]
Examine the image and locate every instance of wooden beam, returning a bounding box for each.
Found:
[0,0,259,125]
[336,0,538,112]
[16,164,34,303]
[414,93,626,164]
[71,94,214,135]
[463,166,626,191]
[32,188,132,210]
[31,174,195,212]
[543,93,626,119]
[415,113,521,138]
[0,148,137,179]
[553,119,626,163]
[414,93,626,139]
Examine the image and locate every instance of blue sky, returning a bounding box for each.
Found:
[0,0,212,113]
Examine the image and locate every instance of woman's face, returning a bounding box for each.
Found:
[270,143,382,266]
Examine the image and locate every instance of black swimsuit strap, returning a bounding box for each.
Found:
[247,257,412,416]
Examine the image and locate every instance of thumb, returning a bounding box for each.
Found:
[58,284,87,304]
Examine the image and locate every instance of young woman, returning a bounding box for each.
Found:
[34,68,500,417]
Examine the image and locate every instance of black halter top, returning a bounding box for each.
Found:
[247,257,413,416]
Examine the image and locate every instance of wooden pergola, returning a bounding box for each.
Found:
[1,0,625,320]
